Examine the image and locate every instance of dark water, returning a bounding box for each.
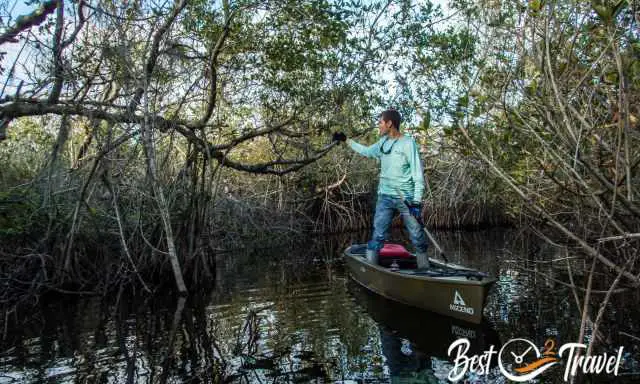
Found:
[1,229,639,383]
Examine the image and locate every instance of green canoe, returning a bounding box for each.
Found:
[344,244,497,324]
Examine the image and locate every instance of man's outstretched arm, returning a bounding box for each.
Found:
[347,138,381,159]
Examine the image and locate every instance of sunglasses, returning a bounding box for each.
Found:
[379,136,398,155]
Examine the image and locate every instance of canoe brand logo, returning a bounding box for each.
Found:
[449,290,474,315]
[447,337,625,382]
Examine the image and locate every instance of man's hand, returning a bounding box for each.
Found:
[332,132,347,143]
[407,201,422,222]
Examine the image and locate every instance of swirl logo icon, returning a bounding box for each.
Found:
[498,338,559,382]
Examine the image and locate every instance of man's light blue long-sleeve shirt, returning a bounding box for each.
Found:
[348,135,425,203]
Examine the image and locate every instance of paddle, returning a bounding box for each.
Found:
[395,189,449,265]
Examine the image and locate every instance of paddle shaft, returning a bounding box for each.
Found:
[422,225,448,264]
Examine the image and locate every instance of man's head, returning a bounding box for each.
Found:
[378,109,401,136]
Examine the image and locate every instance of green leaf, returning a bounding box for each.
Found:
[525,79,538,96]
[529,0,543,12]
[612,0,628,19]
[591,0,626,24]
[603,71,619,83]
[630,61,640,87]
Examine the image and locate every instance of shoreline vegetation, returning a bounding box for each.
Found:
[0,149,512,303]
[0,0,638,358]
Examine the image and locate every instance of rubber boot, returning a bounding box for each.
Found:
[416,251,430,270]
[366,249,379,265]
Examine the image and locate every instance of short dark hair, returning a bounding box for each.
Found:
[380,109,401,130]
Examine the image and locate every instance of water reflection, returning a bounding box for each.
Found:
[0,229,639,383]
[347,281,501,359]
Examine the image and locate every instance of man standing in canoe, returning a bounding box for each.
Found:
[333,109,429,269]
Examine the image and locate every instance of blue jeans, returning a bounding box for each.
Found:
[367,194,429,253]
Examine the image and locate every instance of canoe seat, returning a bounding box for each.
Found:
[379,243,413,259]
[346,243,416,268]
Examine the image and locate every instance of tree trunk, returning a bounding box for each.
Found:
[141,85,187,295]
